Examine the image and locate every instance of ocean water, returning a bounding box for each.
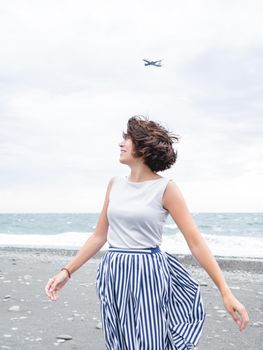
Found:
[0,213,262,259]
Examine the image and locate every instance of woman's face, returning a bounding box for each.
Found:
[118,135,136,164]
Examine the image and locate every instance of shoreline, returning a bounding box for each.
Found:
[1,246,262,273]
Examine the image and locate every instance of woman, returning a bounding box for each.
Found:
[45,116,249,349]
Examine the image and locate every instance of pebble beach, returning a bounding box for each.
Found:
[1,247,262,350]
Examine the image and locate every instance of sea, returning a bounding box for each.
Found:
[0,213,262,259]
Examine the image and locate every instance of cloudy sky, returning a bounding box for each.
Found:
[1,0,262,213]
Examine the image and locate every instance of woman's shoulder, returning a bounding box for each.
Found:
[161,176,175,186]
[162,177,179,199]
[109,175,118,182]
[107,175,122,190]
[104,176,120,199]
[162,178,185,206]
[163,177,178,189]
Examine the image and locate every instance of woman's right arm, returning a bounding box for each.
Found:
[45,177,115,300]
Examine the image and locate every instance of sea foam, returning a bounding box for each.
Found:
[0,231,262,259]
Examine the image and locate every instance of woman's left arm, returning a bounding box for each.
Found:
[163,180,249,332]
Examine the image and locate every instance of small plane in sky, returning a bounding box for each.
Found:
[143,59,162,67]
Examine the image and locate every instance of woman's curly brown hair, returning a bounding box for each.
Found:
[122,115,181,172]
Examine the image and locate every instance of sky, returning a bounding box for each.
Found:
[0,0,263,213]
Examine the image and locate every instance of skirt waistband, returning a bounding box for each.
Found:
[108,245,160,254]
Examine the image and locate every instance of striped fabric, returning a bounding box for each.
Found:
[96,246,206,350]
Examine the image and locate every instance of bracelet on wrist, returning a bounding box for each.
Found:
[61,267,71,278]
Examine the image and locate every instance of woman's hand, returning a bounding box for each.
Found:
[45,270,70,301]
[222,291,249,332]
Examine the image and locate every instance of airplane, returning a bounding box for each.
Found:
[143,59,162,67]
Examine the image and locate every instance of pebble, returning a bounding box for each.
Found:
[199,282,208,286]
[216,309,226,313]
[56,334,73,341]
[56,339,66,343]
[79,283,89,287]
[9,305,20,312]
[23,275,32,280]
[3,295,11,300]
[253,321,263,327]
[96,322,102,329]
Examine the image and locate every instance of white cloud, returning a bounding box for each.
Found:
[0,0,262,212]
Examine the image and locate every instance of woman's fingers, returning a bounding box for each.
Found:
[223,293,249,332]
[235,305,249,331]
[45,277,58,300]
[228,301,249,331]
[44,278,53,295]
[50,289,58,301]
[230,309,242,327]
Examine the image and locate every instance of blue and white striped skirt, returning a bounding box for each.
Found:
[96,246,206,350]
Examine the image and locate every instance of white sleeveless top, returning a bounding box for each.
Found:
[107,176,171,248]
